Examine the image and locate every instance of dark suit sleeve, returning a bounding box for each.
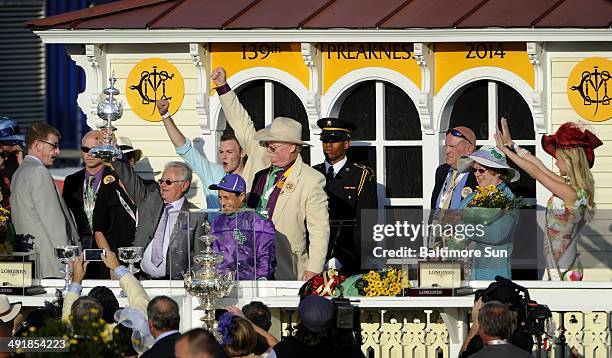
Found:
[62,173,88,236]
[431,165,447,209]
[92,183,110,234]
[357,167,378,211]
[111,159,151,207]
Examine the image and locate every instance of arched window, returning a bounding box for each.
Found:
[448,80,536,200]
[219,80,311,164]
[334,80,422,208]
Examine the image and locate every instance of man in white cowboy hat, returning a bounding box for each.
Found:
[116,136,143,168]
[212,67,329,281]
[0,294,21,330]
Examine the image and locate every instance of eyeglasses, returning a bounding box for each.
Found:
[81,146,91,153]
[265,143,288,153]
[446,128,473,144]
[471,168,488,174]
[38,139,59,149]
[158,179,183,186]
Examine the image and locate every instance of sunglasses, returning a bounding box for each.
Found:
[446,128,473,144]
[81,146,91,153]
[0,152,7,159]
[471,168,488,174]
[39,139,59,149]
[158,179,183,186]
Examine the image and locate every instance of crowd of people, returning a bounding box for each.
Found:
[0,65,603,356]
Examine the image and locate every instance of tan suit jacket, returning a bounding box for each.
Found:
[220,90,330,279]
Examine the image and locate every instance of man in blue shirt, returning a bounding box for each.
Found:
[156,99,246,209]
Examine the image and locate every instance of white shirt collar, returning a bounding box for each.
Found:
[324,156,348,178]
[165,196,185,211]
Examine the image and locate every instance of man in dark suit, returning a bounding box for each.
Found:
[142,296,181,358]
[312,118,377,275]
[112,158,206,279]
[429,126,478,250]
[431,126,478,210]
[63,130,108,251]
[468,301,532,358]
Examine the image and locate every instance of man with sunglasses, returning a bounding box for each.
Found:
[431,126,478,210]
[212,67,329,281]
[62,131,108,254]
[111,156,207,279]
[11,122,79,278]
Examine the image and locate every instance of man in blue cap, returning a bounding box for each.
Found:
[0,116,25,181]
[312,118,378,275]
[209,174,276,280]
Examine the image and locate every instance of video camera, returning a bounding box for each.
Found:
[475,276,551,337]
[331,294,362,344]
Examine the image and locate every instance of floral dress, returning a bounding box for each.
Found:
[544,188,587,281]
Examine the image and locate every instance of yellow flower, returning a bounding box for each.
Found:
[70,339,78,345]
[29,327,36,332]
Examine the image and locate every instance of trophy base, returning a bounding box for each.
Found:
[91,145,121,161]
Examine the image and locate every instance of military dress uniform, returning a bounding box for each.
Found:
[313,118,378,275]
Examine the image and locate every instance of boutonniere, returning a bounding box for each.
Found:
[284,182,296,193]
[461,187,473,198]
[103,175,115,184]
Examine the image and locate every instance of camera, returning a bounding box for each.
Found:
[331,295,362,346]
[475,276,551,337]
[84,249,105,261]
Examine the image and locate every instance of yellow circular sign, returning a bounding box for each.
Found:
[567,57,612,122]
[126,58,185,122]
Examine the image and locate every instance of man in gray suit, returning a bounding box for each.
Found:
[11,122,79,278]
[112,159,206,279]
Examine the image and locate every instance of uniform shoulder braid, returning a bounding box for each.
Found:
[353,162,375,195]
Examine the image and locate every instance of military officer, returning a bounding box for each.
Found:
[313,118,378,275]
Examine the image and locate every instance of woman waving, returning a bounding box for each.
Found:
[495,118,601,281]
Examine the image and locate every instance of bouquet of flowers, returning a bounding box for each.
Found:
[0,206,14,254]
[463,185,521,225]
[299,268,346,297]
[17,308,131,357]
[355,268,408,297]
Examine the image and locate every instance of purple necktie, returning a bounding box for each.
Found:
[151,204,172,267]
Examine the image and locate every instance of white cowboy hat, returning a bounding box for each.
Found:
[116,137,143,162]
[0,295,21,323]
[458,145,520,183]
[254,117,312,146]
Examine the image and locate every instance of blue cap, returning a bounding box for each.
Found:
[298,295,335,332]
[0,117,25,146]
[208,174,246,194]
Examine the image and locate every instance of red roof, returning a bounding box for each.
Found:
[27,0,612,30]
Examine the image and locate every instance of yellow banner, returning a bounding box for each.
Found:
[322,43,421,93]
[567,57,612,122]
[211,43,309,90]
[435,42,534,93]
[125,58,185,122]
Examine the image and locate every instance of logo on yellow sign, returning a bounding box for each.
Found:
[568,57,611,122]
[126,58,184,122]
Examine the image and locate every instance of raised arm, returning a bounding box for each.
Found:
[212,67,267,160]
[495,119,577,205]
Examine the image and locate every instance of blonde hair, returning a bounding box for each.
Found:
[556,147,596,221]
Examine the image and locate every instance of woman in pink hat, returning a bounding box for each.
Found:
[495,118,602,281]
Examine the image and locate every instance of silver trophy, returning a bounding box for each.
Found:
[118,246,143,275]
[54,245,81,294]
[118,246,143,297]
[184,235,234,336]
[91,72,123,160]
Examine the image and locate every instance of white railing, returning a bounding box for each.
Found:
[8,280,612,358]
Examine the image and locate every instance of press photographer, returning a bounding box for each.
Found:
[272,295,364,358]
[460,276,551,357]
